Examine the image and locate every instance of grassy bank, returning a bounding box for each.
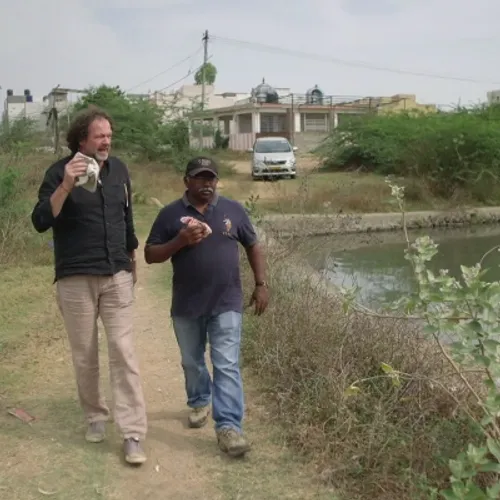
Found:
[240,239,483,499]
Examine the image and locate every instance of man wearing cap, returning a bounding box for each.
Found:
[144,156,268,457]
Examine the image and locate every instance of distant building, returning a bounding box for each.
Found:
[487,90,500,104]
[2,89,46,129]
[150,84,251,121]
[42,87,88,124]
[186,79,436,151]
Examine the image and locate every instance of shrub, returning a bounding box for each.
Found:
[316,105,500,199]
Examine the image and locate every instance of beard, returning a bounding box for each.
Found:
[94,149,109,162]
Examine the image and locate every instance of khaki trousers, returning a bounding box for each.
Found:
[56,270,147,440]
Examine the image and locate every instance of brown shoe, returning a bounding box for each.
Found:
[216,428,250,458]
[188,405,210,428]
[123,437,147,465]
[85,421,106,443]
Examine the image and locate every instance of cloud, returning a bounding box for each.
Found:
[1,0,499,106]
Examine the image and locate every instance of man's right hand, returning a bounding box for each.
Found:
[61,156,89,191]
[177,225,206,247]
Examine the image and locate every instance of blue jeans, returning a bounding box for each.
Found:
[171,311,244,432]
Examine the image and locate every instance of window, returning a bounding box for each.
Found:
[254,139,292,153]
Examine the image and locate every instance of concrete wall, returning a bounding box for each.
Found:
[4,101,46,130]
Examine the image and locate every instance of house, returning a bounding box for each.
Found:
[186,79,436,151]
[2,89,46,130]
[151,84,251,121]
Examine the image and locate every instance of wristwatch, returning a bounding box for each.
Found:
[255,281,268,287]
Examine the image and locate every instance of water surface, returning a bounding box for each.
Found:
[306,225,500,310]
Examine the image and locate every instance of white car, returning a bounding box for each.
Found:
[248,136,297,180]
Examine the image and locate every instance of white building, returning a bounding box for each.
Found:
[2,89,46,129]
[150,84,251,121]
[487,90,500,104]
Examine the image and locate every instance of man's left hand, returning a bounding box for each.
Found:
[249,285,269,315]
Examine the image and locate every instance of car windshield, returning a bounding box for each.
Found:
[254,140,291,153]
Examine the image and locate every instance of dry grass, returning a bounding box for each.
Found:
[0,154,54,266]
[0,266,112,500]
[240,239,484,499]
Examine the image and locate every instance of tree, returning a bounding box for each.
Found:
[194,63,217,86]
[71,85,190,163]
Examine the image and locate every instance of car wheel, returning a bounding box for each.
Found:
[290,174,296,179]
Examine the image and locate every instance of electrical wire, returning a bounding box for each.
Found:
[124,47,203,93]
[211,34,500,85]
[155,55,213,93]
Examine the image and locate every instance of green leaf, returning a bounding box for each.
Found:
[423,324,439,336]
[380,362,395,374]
[486,482,500,499]
[391,375,402,388]
[487,438,500,462]
[478,462,500,473]
[344,384,361,397]
[439,488,456,500]
[463,483,488,499]
[449,459,466,480]
[483,339,500,352]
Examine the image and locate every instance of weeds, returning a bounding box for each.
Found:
[240,194,498,498]
[241,238,481,498]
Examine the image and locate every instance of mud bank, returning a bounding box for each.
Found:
[260,206,500,236]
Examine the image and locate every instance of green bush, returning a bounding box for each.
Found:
[0,118,42,156]
[0,154,53,266]
[316,105,500,198]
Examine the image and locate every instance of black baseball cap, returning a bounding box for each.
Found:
[185,156,218,177]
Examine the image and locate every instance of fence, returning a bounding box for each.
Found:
[189,136,214,149]
[229,133,255,151]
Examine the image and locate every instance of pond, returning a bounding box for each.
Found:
[306,224,500,310]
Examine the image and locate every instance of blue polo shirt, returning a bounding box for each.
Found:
[145,193,258,318]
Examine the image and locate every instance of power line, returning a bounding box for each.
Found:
[155,56,213,93]
[211,34,500,85]
[124,47,203,93]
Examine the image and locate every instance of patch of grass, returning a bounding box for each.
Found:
[228,171,472,215]
[0,395,109,500]
[0,266,59,359]
[240,240,482,499]
[0,263,112,500]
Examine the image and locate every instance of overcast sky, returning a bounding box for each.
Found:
[1,0,499,107]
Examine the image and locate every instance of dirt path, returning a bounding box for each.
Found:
[105,250,337,500]
[104,258,217,500]
[1,247,337,500]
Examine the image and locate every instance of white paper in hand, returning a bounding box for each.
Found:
[74,152,100,193]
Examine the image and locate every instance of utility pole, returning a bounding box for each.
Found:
[198,29,209,148]
[46,84,60,155]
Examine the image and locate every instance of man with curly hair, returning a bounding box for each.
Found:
[31,107,147,465]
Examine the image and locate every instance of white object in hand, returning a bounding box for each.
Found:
[74,152,100,193]
[180,216,212,237]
